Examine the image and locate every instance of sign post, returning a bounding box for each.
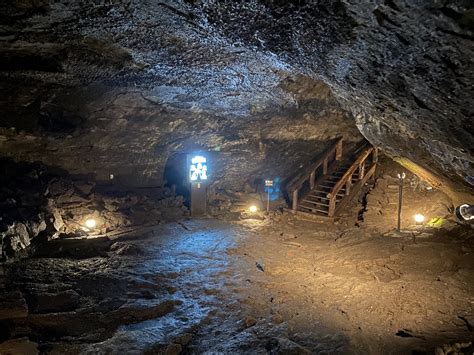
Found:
[265,179,273,213]
[396,172,406,232]
[188,155,208,217]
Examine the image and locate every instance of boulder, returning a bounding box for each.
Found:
[52,208,64,232]
[1,223,30,259]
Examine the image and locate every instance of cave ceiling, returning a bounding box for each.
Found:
[0,0,472,196]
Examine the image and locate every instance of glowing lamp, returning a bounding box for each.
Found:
[85,218,97,229]
[189,155,208,182]
[414,214,425,224]
[249,205,258,213]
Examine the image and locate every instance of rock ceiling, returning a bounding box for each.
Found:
[0,0,472,199]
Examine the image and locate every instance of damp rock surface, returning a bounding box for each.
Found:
[1,217,472,353]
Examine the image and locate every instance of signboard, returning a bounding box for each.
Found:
[189,155,208,183]
[265,179,273,187]
[188,154,209,217]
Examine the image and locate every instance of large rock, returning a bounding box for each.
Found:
[1,223,30,259]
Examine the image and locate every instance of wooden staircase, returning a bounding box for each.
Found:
[285,138,378,219]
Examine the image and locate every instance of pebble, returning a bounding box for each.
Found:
[244,315,257,328]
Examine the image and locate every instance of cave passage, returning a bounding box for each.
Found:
[0,1,473,354]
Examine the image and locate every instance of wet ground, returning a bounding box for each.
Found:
[3,217,474,354]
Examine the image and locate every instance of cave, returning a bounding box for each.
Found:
[0,1,473,354]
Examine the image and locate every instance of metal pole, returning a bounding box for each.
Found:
[397,173,405,232]
[267,188,270,213]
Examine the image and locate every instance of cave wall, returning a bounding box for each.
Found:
[189,0,474,201]
[0,0,362,193]
[0,0,472,202]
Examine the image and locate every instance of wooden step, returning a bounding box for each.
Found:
[301,200,329,207]
[303,196,329,203]
[317,186,332,190]
[333,172,359,177]
[309,191,345,198]
[298,206,329,215]
[320,184,335,189]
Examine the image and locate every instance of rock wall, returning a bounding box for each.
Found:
[0,159,186,261]
[0,0,471,202]
[362,156,453,232]
[191,0,474,199]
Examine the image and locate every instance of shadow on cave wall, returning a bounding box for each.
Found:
[163,153,190,207]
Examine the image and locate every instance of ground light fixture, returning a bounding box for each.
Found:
[84,218,97,230]
[414,214,425,224]
[249,205,258,213]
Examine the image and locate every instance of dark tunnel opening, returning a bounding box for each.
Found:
[163,153,191,207]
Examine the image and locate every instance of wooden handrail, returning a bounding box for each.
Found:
[328,147,373,198]
[327,146,377,217]
[287,137,343,213]
[333,162,377,217]
[287,137,343,193]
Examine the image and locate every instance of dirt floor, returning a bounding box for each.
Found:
[1,214,473,354]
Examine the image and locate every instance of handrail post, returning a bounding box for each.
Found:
[292,189,298,212]
[323,157,328,175]
[373,147,378,163]
[335,138,343,161]
[345,179,351,195]
[328,196,336,217]
[310,170,315,189]
[359,161,365,180]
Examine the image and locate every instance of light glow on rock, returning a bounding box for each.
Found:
[414,214,425,223]
[85,218,97,229]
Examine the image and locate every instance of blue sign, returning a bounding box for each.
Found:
[264,176,281,201]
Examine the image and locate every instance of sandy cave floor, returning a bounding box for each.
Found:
[3,216,474,354]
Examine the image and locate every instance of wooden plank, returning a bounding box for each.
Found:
[328,197,336,217]
[302,200,329,207]
[292,189,298,212]
[328,147,373,199]
[334,163,376,216]
[336,138,343,160]
[359,161,365,180]
[286,136,343,192]
[310,170,315,189]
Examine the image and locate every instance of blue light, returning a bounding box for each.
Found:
[264,176,281,201]
[189,155,208,182]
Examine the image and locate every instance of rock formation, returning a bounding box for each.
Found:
[0,0,472,252]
